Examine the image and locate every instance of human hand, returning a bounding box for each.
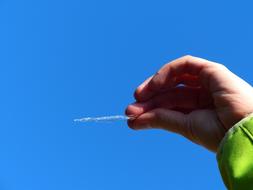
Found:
[125,55,253,152]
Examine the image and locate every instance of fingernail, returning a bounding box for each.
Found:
[126,103,146,116]
[127,115,137,120]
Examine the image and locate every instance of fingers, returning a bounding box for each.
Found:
[127,108,194,141]
[126,86,213,117]
[134,76,153,100]
[135,55,213,102]
[127,108,226,152]
[125,101,153,117]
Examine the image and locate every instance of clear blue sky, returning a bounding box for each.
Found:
[1,0,253,189]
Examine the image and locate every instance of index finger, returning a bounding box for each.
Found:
[134,55,213,102]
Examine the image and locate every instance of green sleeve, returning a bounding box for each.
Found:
[217,113,253,190]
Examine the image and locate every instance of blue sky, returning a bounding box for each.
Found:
[1,0,253,189]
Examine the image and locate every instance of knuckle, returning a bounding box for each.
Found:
[182,55,195,63]
[178,55,199,68]
[163,62,171,69]
[183,55,194,59]
[217,63,228,70]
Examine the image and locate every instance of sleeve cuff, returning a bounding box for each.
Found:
[217,113,253,190]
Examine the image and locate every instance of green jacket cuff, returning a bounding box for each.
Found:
[217,113,253,190]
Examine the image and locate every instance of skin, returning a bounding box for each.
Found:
[125,55,253,152]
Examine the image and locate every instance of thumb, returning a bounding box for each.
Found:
[128,108,195,142]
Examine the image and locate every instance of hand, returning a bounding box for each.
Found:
[125,55,253,152]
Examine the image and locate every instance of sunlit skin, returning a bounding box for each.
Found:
[125,55,253,152]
